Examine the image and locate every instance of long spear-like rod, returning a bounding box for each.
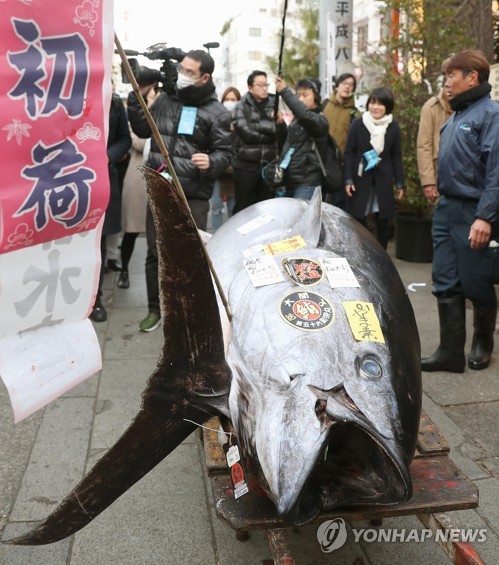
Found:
[274,0,290,119]
[114,33,232,321]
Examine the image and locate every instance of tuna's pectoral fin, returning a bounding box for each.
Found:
[7,170,231,545]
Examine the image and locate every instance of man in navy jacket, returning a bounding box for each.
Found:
[422,50,499,373]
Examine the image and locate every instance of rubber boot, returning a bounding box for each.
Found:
[421,297,466,373]
[468,302,497,370]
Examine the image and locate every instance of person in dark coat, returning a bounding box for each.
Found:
[343,87,405,249]
[127,49,232,332]
[421,50,499,373]
[90,92,131,322]
[275,76,329,201]
[232,70,287,214]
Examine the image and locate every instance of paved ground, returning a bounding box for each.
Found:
[1,233,498,565]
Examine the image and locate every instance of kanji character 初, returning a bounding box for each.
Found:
[8,18,89,119]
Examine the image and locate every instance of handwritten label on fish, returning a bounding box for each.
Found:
[264,235,306,255]
[282,257,324,286]
[237,213,274,235]
[243,256,284,287]
[280,291,334,331]
[321,258,360,288]
[343,301,385,343]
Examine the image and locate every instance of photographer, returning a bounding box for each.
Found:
[274,76,329,201]
[127,49,232,332]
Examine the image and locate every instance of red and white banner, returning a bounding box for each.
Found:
[0,0,114,421]
[0,0,112,250]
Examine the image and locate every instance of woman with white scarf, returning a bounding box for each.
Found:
[343,87,405,249]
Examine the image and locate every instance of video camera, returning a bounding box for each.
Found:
[119,43,186,94]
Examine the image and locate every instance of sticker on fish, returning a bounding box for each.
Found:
[237,213,274,235]
[280,291,334,331]
[263,235,306,255]
[343,301,385,343]
[243,255,284,287]
[243,243,264,258]
[223,439,249,499]
[282,257,324,286]
[321,257,360,288]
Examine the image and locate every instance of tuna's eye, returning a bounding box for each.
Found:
[360,357,382,378]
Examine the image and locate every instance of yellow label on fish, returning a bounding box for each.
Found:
[343,301,385,343]
[263,235,306,255]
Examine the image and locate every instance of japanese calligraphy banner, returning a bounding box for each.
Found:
[0,0,112,252]
[0,319,101,423]
[0,226,102,339]
[0,0,114,422]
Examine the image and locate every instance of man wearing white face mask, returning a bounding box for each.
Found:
[128,49,232,332]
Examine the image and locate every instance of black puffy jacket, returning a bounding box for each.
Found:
[127,82,232,200]
[104,94,131,236]
[279,87,329,189]
[233,93,287,170]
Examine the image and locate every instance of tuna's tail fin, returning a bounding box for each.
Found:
[7,170,230,545]
[6,404,205,545]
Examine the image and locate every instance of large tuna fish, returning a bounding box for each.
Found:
[9,171,421,544]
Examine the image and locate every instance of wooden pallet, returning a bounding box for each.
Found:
[201,410,482,564]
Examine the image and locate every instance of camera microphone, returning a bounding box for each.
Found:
[203,42,220,51]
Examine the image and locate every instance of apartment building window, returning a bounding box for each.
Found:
[248,51,262,61]
[358,24,368,53]
[249,28,262,37]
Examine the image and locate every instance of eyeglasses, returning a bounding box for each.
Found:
[177,64,200,79]
[339,81,355,88]
[253,82,269,88]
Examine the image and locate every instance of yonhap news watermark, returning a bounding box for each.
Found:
[317,518,487,553]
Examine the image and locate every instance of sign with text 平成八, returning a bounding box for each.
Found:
[0,1,111,254]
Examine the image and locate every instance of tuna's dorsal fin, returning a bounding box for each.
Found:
[293,187,322,247]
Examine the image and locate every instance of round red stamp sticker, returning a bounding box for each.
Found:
[231,462,245,488]
[281,257,324,286]
[279,291,334,331]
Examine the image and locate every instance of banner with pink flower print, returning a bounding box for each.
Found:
[0,0,113,253]
[0,0,115,422]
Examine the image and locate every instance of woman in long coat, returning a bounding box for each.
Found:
[343,87,405,249]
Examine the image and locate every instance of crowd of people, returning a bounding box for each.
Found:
[89,48,498,374]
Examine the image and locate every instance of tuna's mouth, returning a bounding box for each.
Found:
[279,385,412,526]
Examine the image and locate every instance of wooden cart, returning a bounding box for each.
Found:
[201,410,484,565]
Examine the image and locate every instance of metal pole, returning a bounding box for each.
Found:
[274,0,289,119]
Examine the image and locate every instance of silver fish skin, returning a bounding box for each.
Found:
[207,188,422,525]
[6,178,421,545]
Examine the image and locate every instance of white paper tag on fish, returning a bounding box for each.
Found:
[226,445,240,467]
[321,258,360,288]
[223,440,249,499]
[243,256,284,287]
[237,213,274,235]
[243,243,264,258]
[234,483,249,499]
